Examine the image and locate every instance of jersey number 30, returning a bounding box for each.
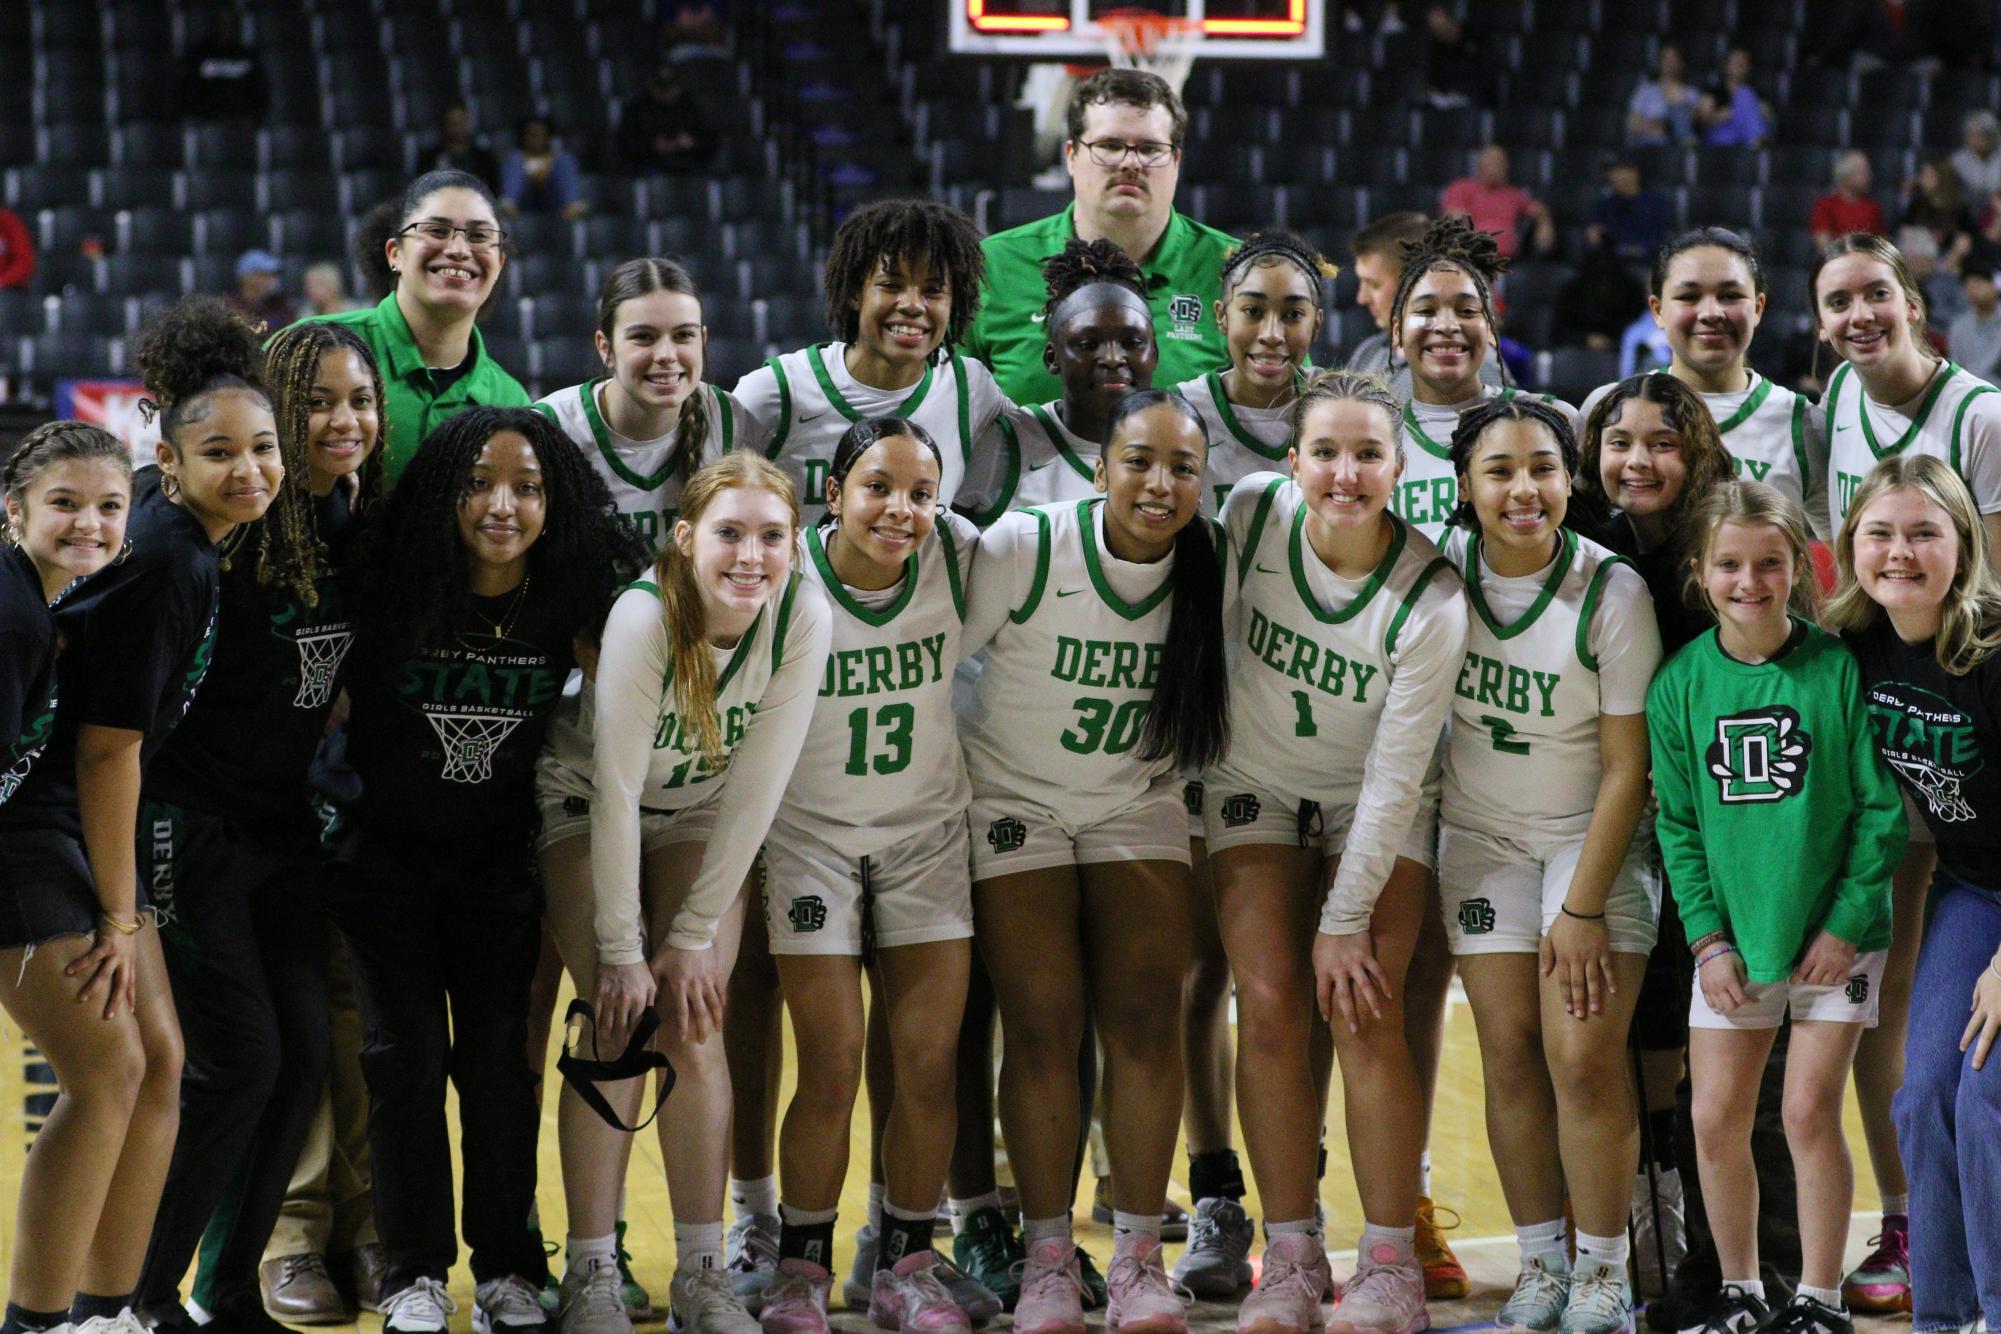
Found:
[844,703,915,776]
[1061,696,1148,755]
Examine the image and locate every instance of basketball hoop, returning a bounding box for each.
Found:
[1097,10,1203,95]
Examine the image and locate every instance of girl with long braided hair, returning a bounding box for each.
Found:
[150,320,391,1327]
[1175,229,1332,516]
[0,420,136,1334]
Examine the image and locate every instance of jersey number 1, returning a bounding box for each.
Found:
[844,703,915,776]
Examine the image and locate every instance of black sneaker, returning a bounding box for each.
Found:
[1757,1295,1851,1334]
[1673,1285,1770,1334]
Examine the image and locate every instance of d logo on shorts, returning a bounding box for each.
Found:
[562,796,589,818]
[1183,781,1204,816]
[787,896,828,934]
[1221,793,1261,828]
[1458,897,1496,935]
[1845,974,1869,1004]
[986,816,1027,854]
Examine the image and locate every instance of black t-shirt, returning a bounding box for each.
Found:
[344,577,575,863]
[147,487,357,829]
[0,545,58,805]
[1846,618,2001,886]
[1604,513,1711,657]
[0,471,220,837]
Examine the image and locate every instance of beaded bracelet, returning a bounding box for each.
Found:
[1695,942,1739,969]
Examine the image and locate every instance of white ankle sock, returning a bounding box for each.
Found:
[1576,1230,1630,1268]
[1723,1279,1765,1301]
[1359,1223,1417,1264]
[949,1192,1003,1234]
[676,1220,725,1272]
[1022,1214,1072,1248]
[566,1232,617,1271]
[730,1175,778,1220]
[1516,1219,1568,1262]
[1880,1194,1909,1218]
[867,1182,885,1232]
[1111,1210,1161,1244]
[1797,1286,1844,1310]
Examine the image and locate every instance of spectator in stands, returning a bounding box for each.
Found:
[1346,211,1430,374]
[1420,4,1493,109]
[1811,0,1950,73]
[1626,43,1699,147]
[1588,158,1675,266]
[421,103,501,188]
[1947,264,2001,377]
[498,116,587,220]
[0,205,35,290]
[1951,110,2001,200]
[1439,146,1556,260]
[302,261,359,316]
[177,9,268,121]
[963,67,1236,404]
[615,62,720,174]
[1899,224,1968,329]
[1697,46,1772,147]
[226,249,296,331]
[1810,151,1888,250]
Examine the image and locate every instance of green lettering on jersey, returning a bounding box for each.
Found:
[804,458,832,509]
[818,633,949,699]
[1731,456,1773,482]
[1394,476,1458,527]
[1051,635,1161,690]
[1837,469,1863,517]
[620,508,663,542]
[1456,651,1559,718]
[1245,608,1377,703]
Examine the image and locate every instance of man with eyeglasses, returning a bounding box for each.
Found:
[961,68,1237,405]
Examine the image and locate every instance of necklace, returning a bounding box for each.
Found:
[481,573,533,640]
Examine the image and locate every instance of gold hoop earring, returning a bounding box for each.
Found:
[160,471,180,500]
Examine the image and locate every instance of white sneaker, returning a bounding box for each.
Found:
[726,1213,782,1314]
[672,1265,764,1334]
[561,1256,637,1334]
[382,1278,459,1334]
[1630,1168,1686,1300]
[476,1275,552,1334]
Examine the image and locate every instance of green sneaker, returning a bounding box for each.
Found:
[950,1207,1024,1312]
[616,1219,657,1320]
[537,1233,561,1315]
[1075,1247,1107,1312]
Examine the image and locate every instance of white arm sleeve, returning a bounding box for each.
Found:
[1320,569,1470,934]
[960,407,1025,522]
[664,582,835,951]
[589,586,672,966]
[1960,391,2001,513]
[729,363,783,444]
[1589,562,1664,715]
[959,509,1037,660]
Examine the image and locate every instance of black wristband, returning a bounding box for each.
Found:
[1560,905,1606,921]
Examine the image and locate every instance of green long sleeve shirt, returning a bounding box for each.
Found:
[1645,621,1904,982]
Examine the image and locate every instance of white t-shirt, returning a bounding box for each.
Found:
[1823,359,2001,532]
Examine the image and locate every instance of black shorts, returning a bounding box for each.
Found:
[1632,878,1693,1052]
[0,827,154,950]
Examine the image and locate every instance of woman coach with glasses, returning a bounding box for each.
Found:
[300,169,531,485]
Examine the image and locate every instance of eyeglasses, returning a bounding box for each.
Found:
[1076,138,1178,168]
[398,219,507,250]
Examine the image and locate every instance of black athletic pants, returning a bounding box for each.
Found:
[327,837,548,1293]
[136,803,334,1316]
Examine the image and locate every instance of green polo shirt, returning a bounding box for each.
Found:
[962,204,1238,405]
[296,293,531,484]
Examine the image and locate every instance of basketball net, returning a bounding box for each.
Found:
[1095,11,1202,95]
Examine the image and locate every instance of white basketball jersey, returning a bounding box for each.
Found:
[534,380,741,551]
[1824,360,2001,532]
[1176,372,1293,517]
[734,342,1008,517]
[1440,527,1638,839]
[1210,475,1457,805]
[1580,372,1827,530]
[961,497,1208,816]
[779,513,977,856]
[1394,387,1580,543]
[961,401,1100,524]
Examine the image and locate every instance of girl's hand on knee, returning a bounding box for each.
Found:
[66,925,138,1019]
[1542,913,1615,1019]
[649,944,725,1045]
[1790,930,1857,988]
[1962,952,2001,1070]
[1699,950,1750,1015]
[1313,929,1391,1034]
[592,960,658,1054]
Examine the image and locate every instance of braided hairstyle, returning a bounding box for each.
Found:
[264,319,390,512]
[1218,228,1335,303]
[1287,368,1403,463]
[1389,215,1510,382]
[1444,393,1611,538]
[1039,236,1148,324]
[596,257,711,492]
[2,420,132,546]
[355,406,650,666]
[131,296,323,589]
[822,199,987,354]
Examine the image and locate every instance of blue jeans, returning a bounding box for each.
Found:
[1894,869,2001,1329]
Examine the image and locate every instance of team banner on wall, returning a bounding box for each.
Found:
[56,378,162,467]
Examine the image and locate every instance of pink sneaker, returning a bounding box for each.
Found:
[1106,1236,1189,1334]
[1328,1244,1428,1334]
[868,1252,971,1334]
[759,1260,831,1334]
[1238,1233,1331,1334]
[1011,1239,1087,1334]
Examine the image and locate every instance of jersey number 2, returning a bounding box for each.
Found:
[1480,715,1531,755]
[844,703,915,776]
